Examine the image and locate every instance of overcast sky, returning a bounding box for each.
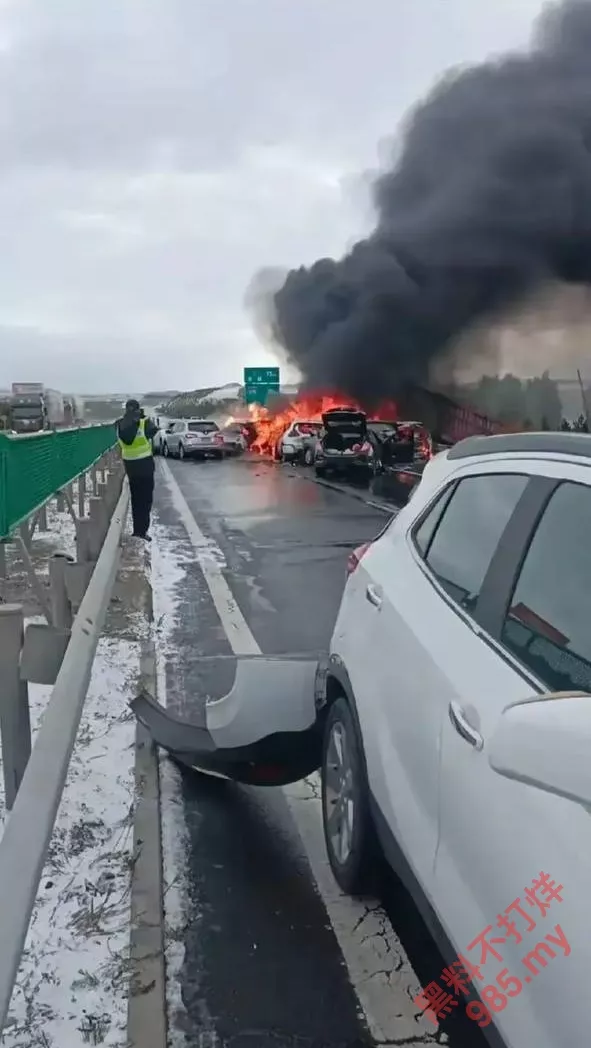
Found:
[0,0,545,393]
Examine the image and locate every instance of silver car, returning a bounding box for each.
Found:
[151,415,174,454]
[277,421,322,465]
[162,419,226,461]
[221,423,247,455]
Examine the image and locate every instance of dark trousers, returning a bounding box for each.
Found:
[126,464,154,537]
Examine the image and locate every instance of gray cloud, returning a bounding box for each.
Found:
[0,0,544,392]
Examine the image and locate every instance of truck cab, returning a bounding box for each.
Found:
[10,394,46,433]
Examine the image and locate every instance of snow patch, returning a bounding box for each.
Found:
[150,520,198,1047]
[33,495,80,565]
[196,383,242,405]
[1,637,137,1048]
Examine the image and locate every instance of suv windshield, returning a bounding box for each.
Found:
[188,422,218,433]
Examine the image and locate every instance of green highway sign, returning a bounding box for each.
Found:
[243,366,280,406]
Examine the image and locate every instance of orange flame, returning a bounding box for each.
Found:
[247,393,406,456]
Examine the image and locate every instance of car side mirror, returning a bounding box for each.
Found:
[488,692,591,807]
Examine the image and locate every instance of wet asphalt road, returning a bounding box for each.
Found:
[152,455,485,1048]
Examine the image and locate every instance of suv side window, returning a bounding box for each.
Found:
[422,474,528,613]
[414,483,456,556]
[501,481,591,692]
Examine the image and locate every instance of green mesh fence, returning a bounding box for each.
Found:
[0,424,116,538]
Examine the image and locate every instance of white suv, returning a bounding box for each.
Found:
[317,431,591,1048]
[162,418,225,460]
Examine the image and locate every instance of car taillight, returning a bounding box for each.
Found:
[347,541,372,576]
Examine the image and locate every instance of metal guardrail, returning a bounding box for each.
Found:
[0,424,116,539]
[0,479,130,1031]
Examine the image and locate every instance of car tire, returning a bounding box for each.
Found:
[162,442,169,458]
[321,696,377,896]
[304,447,315,466]
[178,443,185,460]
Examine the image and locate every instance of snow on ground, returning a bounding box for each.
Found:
[0,636,138,1048]
[196,383,242,405]
[38,498,78,563]
[150,518,194,1048]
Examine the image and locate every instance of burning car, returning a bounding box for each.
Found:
[314,408,375,481]
[221,422,247,455]
[276,421,322,465]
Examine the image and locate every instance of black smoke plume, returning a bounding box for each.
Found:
[268,1,591,404]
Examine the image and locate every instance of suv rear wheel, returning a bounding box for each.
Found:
[321,696,377,895]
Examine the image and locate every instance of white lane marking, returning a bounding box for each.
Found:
[160,461,260,656]
[159,459,435,1044]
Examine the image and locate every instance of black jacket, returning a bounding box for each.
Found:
[116,411,158,476]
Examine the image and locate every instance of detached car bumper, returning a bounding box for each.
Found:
[131,655,326,786]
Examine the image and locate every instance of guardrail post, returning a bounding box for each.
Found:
[0,605,31,810]
[14,533,51,623]
[56,489,65,513]
[105,469,122,513]
[38,503,48,531]
[78,472,86,517]
[76,518,93,563]
[91,465,99,497]
[18,523,32,552]
[88,496,107,555]
[49,553,73,630]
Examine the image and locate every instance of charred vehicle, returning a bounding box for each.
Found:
[366,420,416,471]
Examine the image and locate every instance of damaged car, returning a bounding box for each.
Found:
[314,408,375,482]
[277,421,322,465]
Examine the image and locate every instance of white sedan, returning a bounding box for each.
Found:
[318,430,591,1048]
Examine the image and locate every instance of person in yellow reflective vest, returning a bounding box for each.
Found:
[116,399,158,541]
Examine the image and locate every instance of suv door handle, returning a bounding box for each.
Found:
[448,701,483,751]
[366,583,383,609]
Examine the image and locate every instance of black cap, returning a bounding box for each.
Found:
[125,398,140,411]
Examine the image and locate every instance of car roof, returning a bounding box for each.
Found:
[448,431,591,462]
